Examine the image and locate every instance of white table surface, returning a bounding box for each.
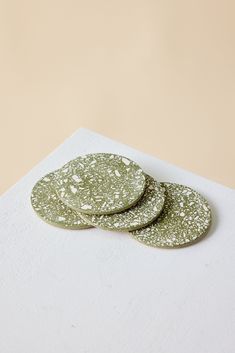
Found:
[0,128,234,353]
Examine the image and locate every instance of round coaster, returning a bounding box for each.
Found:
[130,182,212,248]
[53,153,146,215]
[79,175,165,231]
[31,172,92,229]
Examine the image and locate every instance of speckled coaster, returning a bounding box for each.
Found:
[79,175,165,231]
[53,153,146,215]
[31,172,92,229]
[130,182,212,248]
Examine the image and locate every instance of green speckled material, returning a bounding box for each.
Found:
[53,153,146,215]
[79,175,165,231]
[130,182,212,248]
[31,172,92,229]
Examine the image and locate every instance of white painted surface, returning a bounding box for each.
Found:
[0,128,234,353]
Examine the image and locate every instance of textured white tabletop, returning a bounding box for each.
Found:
[0,128,234,353]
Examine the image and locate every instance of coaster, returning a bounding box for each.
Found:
[53,153,146,215]
[130,182,212,248]
[79,175,165,231]
[31,172,92,229]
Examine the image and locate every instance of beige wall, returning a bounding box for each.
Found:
[0,0,234,194]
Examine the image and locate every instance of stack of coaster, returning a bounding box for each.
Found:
[31,153,212,248]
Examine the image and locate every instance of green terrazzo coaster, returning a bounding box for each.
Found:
[31,172,92,229]
[79,175,165,231]
[53,153,146,215]
[130,182,212,248]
